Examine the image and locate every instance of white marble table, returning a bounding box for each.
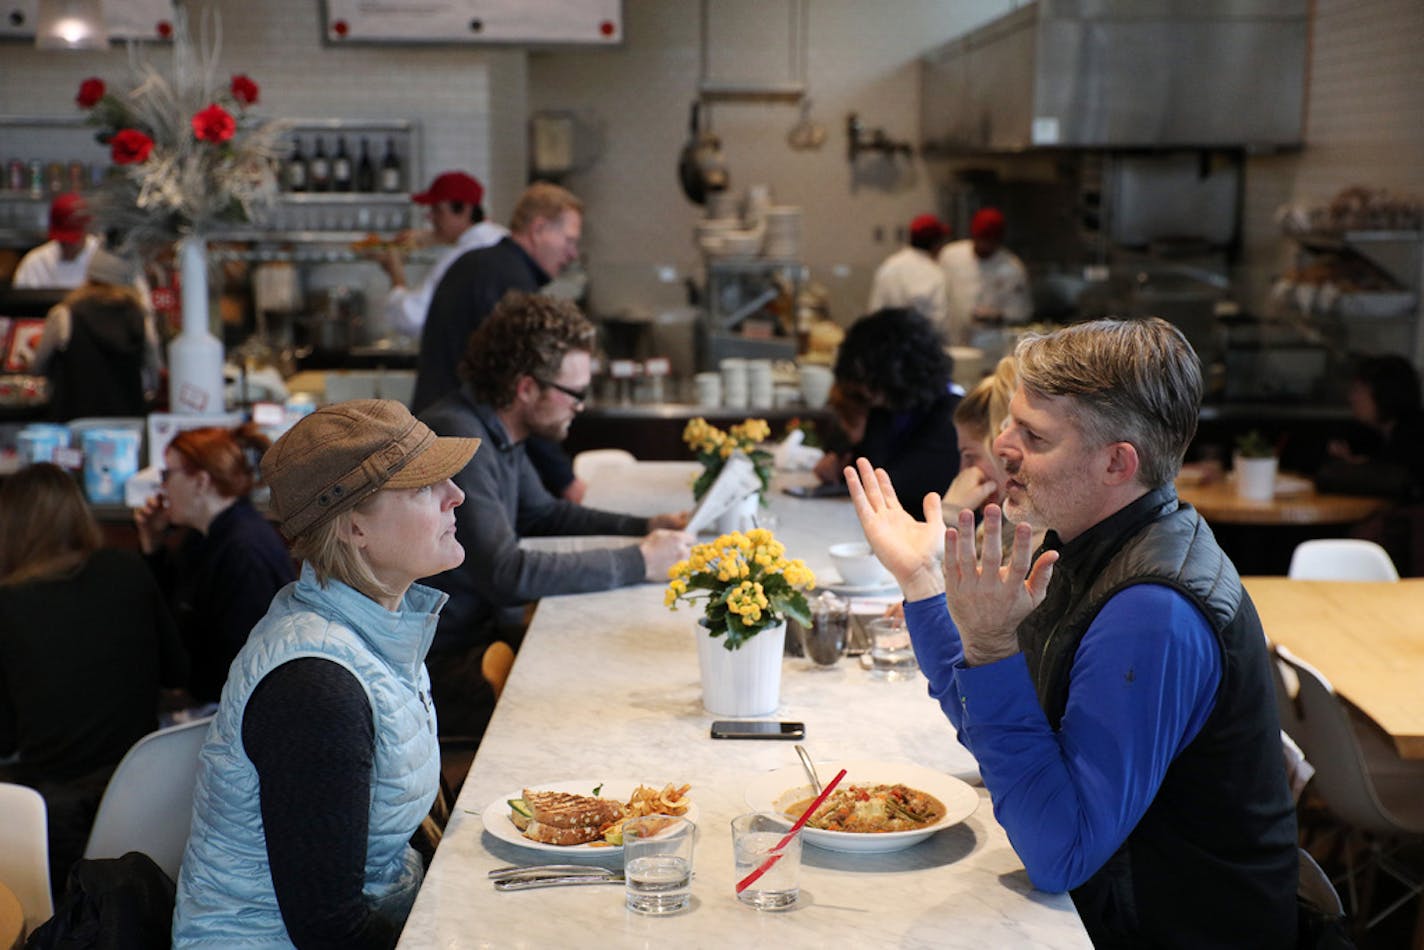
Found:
[398,463,1089,949]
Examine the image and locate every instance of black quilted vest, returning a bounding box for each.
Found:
[1017,486,1298,948]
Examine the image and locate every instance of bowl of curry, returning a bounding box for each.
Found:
[743,760,980,853]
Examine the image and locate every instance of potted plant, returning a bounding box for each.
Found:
[665,528,816,715]
[1233,429,1279,501]
[682,417,774,531]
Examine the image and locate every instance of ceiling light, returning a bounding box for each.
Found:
[35,0,110,51]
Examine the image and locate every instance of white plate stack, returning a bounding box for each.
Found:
[762,206,801,260]
[720,358,749,408]
[747,359,774,408]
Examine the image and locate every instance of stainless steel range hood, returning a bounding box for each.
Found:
[921,0,1309,153]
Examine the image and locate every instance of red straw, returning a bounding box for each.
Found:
[735,767,847,895]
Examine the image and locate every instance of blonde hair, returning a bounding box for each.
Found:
[289,495,398,602]
[509,181,583,235]
[954,356,1018,452]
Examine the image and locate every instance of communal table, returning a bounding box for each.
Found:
[1245,576,1424,760]
[398,462,1089,948]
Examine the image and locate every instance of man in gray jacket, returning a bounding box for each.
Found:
[419,291,691,737]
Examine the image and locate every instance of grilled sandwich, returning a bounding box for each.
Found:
[514,788,625,846]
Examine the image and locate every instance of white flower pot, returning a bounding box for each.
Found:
[1234,454,1278,502]
[695,621,785,717]
[714,492,760,535]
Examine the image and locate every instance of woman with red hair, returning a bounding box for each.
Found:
[134,423,295,704]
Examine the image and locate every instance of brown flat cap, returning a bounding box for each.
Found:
[261,398,479,539]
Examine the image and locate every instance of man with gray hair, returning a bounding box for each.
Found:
[846,317,1297,946]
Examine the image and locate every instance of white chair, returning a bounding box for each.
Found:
[0,782,54,935]
[1273,646,1424,936]
[571,448,636,484]
[83,717,213,881]
[1288,539,1399,581]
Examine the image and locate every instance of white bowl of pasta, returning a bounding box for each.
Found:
[743,759,979,853]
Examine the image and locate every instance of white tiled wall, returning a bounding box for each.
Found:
[1239,0,1424,309]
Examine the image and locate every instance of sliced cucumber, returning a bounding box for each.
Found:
[508,798,532,819]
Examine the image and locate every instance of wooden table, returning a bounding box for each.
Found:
[1176,477,1387,527]
[1244,576,1424,760]
[397,462,1089,948]
[0,881,23,950]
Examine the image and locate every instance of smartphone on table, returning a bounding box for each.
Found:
[710,720,806,740]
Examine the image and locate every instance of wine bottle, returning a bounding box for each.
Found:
[286,138,308,192]
[355,137,375,192]
[309,138,331,193]
[332,137,353,192]
[379,137,402,193]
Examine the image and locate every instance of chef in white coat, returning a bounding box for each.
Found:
[868,213,951,338]
[940,206,1031,351]
[371,171,508,338]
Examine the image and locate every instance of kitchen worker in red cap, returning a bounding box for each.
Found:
[868,213,951,338]
[940,206,1031,350]
[12,193,102,290]
[369,170,508,337]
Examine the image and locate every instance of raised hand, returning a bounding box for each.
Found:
[941,467,997,527]
[844,457,946,602]
[944,503,1057,666]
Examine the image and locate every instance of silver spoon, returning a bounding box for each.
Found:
[794,744,823,795]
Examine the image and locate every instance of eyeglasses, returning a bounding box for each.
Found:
[535,378,589,405]
[160,468,176,484]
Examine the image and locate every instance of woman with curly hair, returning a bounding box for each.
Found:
[813,308,962,514]
[133,423,295,705]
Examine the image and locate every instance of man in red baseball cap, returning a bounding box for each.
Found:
[369,170,507,337]
[868,213,952,335]
[939,205,1031,350]
[12,193,100,290]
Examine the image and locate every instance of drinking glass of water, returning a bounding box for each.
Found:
[731,812,801,910]
[867,616,918,680]
[623,815,694,915]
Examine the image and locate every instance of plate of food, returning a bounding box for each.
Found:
[481,779,695,854]
[743,760,978,853]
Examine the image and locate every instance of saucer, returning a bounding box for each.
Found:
[824,575,899,596]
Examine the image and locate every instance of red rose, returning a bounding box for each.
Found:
[191,103,236,144]
[111,128,154,165]
[230,74,259,107]
[76,77,105,109]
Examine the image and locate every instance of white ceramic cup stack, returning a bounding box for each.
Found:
[762,206,802,260]
[720,358,749,409]
[747,359,775,409]
[798,364,833,409]
[693,371,723,408]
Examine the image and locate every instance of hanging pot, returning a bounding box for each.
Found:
[678,101,729,206]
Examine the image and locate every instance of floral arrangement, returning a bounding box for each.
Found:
[682,417,774,502]
[665,528,815,651]
[1234,429,1276,459]
[75,3,285,254]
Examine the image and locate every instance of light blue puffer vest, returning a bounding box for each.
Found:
[172,563,443,948]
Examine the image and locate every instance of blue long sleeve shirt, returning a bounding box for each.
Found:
[904,585,1222,893]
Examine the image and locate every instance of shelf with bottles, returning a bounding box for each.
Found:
[278,119,418,203]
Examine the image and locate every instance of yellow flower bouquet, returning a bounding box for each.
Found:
[682,417,774,503]
[665,528,815,650]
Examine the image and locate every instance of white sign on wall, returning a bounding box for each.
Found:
[321,0,621,45]
[0,0,176,41]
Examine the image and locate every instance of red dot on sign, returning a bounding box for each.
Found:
[333,20,349,37]
[599,20,615,36]
[156,20,171,37]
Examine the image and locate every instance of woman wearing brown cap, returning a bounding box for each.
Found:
[172,399,479,949]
